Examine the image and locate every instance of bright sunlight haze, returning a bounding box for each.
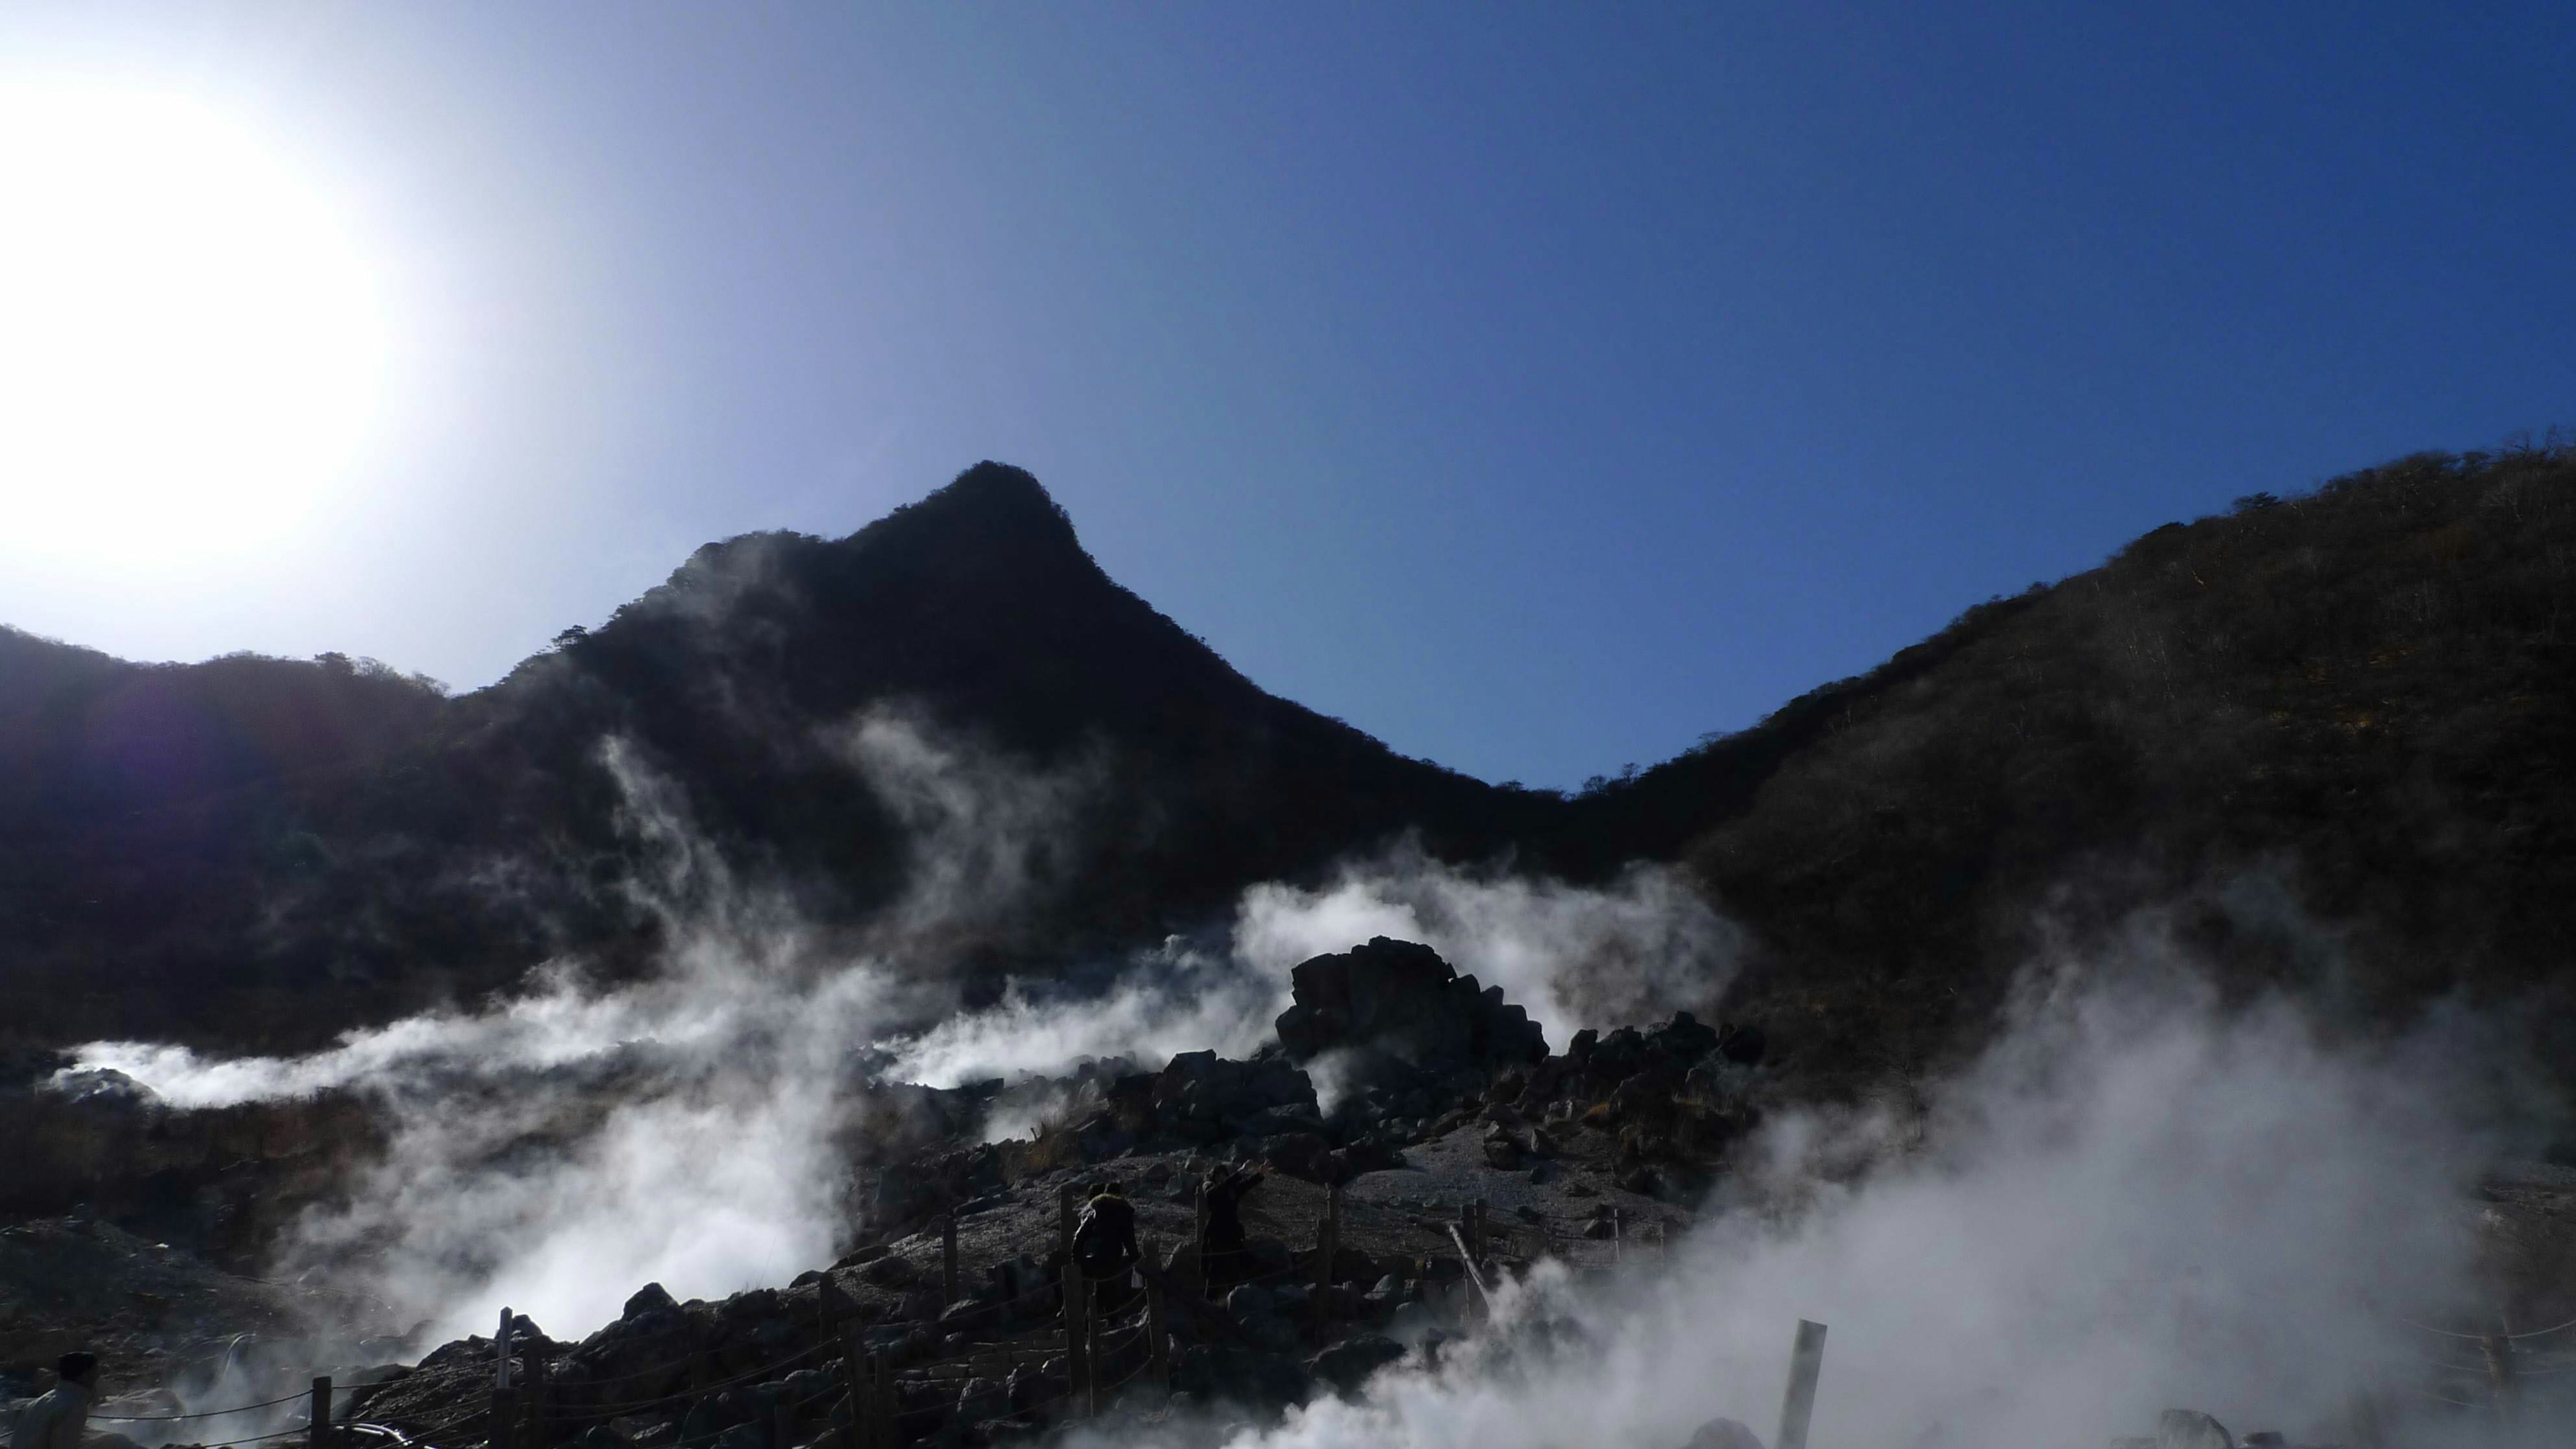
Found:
[0,87,388,564]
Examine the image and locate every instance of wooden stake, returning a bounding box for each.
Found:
[309,1377,331,1449]
[871,1353,894,1449]
[941,1214,961,1307]
[1313,1183,1340,1329]
[1145,1275,1171,1387]
[1444,1224,1493,1315]
[1065,1258,1090,1419]
[1775,1320,1828,1449]
[1193,1176,1212,1301]
[491,1307,515,1449]
[841,1325,867,1449]
[1085,1293,1102,1418]
[526,1342,547,1449]
[2483,1334,2519,1422]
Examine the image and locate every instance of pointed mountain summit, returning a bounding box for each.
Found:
[6,449,2576,1096]
[0,464,1552,1053]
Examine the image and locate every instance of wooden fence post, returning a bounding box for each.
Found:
[1444,1224,1494,1318]
[2483,1334,2519,1422]
[1146,1275,1171,1387]
[1085,1292,1104,1419]
[525,1340,548,1449]
[871,1353,894,1449]
[491,1307,515,1449]
[941,1214,961,1307]
[309,1377,331,1449]
[841,1324,867,1449]
[1775,1320,1828,1449]
[1065,1258,1090,1418]
[1313,1184,1340,1329]
[1193,1176,1212,1300]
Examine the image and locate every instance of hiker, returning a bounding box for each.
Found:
[1071,1181,1140,1312]
[14,1352,98,1449]
[1201,1163,1266,1293]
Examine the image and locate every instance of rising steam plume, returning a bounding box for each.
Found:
[60,712,2559,1449]
[67,712,1732,1343]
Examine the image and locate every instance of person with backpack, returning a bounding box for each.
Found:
[1200,1163,1266,1293]
[1071,1181,1140,1311]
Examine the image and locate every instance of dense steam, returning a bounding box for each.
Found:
[877,848,1737,1095]
[50,710,2555,1448]
[1124,973,2519,1449]
[59,715,1733,1344]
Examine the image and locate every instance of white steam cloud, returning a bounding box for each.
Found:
[53,707,2552,1449]
[60,715,1741,1344]
[1130,971,2532,1449]
[877,848,1743,1095]
[1234,850,1743,1043]
[60,721,951,1342]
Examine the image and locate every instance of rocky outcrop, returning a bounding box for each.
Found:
[1273,938,1546,1081]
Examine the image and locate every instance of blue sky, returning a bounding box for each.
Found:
[2,2,2571,788]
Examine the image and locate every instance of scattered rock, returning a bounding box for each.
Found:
[1308,1334,1405,1395]
[956,1376,1008,1426]
[624,1283,679,1318]
[1682,1418,1766,1449]
[2157,1409,2236,1449]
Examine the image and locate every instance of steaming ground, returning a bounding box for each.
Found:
[42,717,2560,1445]
[1103,979,2516,1449]
[65,947,2546,1447]
[62,724,1733,1346]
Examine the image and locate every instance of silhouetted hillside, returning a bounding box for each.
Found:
[1576,444,2576,1088]
[0,465,1553,1053]
[5,450,2573,1092]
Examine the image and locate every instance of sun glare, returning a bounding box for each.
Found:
[0,87,388,561]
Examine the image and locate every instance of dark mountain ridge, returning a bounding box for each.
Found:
[6,449,2574,1097]
[0,464,1555,1056]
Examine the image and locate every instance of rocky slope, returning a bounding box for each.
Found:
[6,450,2575,1095]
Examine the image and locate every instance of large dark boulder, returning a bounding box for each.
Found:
[1273,938,1546,1079]
[1151,1051,1318,1138]
[560,1281,701,1409]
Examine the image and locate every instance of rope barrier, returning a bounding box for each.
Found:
[2505,1313,2576,1342]
[2400,1311,2576,1344]
[93,1392,312,1424]
[156,1429,307,1449]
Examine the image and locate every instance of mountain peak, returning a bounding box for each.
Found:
[858,460,1081,558]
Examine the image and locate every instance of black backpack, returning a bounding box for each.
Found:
[1071,1194,1132,1273]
